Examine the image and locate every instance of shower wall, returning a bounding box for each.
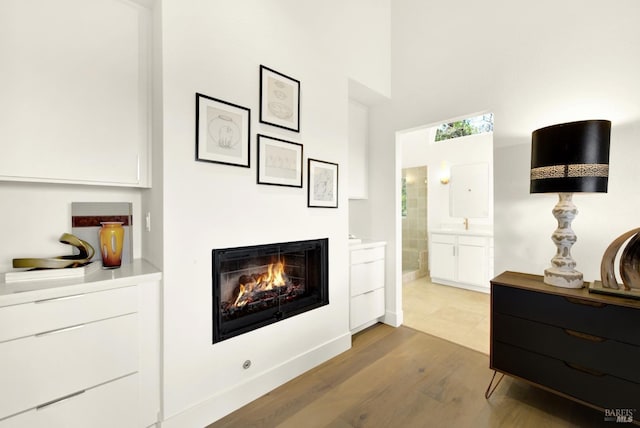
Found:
[402,166,428,279]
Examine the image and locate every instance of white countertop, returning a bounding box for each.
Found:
[349,239,387,250]
[430,228,493,237]
[0,259,161,307]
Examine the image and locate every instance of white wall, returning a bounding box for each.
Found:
[352,0,640,302]
[159,1,391,425]
[390,0,640,140]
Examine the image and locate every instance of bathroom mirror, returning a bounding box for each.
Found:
[450,163,489,218]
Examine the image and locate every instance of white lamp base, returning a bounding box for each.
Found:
[544,193,585,289]
[544,267,583,288]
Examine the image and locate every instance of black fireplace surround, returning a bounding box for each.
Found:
[212,238,329,343]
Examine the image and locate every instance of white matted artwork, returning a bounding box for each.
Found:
[308,158,338,208]
[259,65,300,132]
[257,134,303,188]
[196,92,250,167]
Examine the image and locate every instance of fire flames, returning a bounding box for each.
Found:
[233,260,288,307]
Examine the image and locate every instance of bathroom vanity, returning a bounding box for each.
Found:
[429,229,493,292]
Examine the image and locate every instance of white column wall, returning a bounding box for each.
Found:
[159,1,390,425]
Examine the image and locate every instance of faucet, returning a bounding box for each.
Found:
[463,218,469,230]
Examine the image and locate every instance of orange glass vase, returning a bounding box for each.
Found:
[99,222,124,268]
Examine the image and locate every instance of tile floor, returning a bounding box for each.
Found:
[402,276,490,354]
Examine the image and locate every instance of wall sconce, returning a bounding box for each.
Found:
[439,161,450,184]
[530,119,611,288]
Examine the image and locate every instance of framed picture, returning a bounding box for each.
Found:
[259,65,300,132]
[307,159,338,208]
[195,92,250,167]
[257,134,303,187]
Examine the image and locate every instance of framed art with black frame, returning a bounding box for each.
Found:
[259,65,300,132]
[307,158,338,208]
[257,134,303,188]
[195,92,250,168]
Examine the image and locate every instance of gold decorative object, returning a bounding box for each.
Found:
[590,227,640,300]
[12,233,95,269]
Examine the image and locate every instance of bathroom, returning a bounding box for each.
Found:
[400,115,494,289]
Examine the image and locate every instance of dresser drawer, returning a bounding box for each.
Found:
[351,246,385,265]
[0,373,138,428]
[492,284,640,345]
[0,313,138,419]
[492,341,640,410]
[0,285,137,342]
[350,259,385,296]
[350,288,385,329]
[493,312,640,384]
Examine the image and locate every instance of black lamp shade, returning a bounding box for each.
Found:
[530,119,611,193]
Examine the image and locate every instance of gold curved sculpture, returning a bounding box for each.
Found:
[600,227,640,290]
[12,233,95,269]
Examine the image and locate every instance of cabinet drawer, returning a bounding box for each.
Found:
[350,259,385,296]
[457,235,486,246]
[0,286,137,342]
[430,234,455,244]
[492,341,640,410]
[351,246,385,265]
[493,312,640,384]
[0,313,138,419]
[0,374,138,428]
[492,284,640,346]
[350,288,385,329]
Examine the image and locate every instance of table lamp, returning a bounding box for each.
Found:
[530,119,611,288]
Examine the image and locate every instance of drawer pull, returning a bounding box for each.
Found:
[357,259,383,265]
[564,297,607,308]
[36,389,86,410]
[35,324,85,337]
[564,329,606,343]
[564,361,606,377]
[35,294,85,304]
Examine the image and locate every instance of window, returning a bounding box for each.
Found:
[434,113,493,142]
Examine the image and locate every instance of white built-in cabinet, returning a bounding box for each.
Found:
[0,260,161,427]
[348,100,369,199]
[349,241,386,332]
[430,235,457,281]
[0,0,152,187]
[429,232,493,292]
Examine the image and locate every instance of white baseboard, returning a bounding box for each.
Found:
[159,332,352,428]
[431,278,490,294]
[383,309,403,327]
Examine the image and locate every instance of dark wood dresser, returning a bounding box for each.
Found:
[490,271,640,414]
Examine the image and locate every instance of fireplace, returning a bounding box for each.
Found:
[212,238,329,343]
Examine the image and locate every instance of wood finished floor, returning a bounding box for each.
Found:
[207,324,609,428]
[402,277,490,355]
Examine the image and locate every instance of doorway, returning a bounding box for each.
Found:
[397,113,494,354]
